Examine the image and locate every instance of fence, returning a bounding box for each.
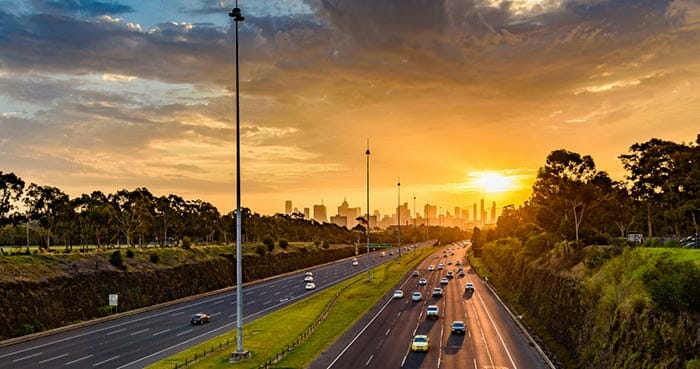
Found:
[172,278,360,369]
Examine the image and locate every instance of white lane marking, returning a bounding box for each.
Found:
[92,355,120,367]
[324,293,396,369]
[273,291,281,296]
[214,300,224,305]
[228,313,236,318]
[153,328,171,336]
[176,329,192,337]
[473,358,478,369]
[12,351,43,362]
[385,328,391,336]
[106,328,126,336]
[475,288,519,369]
[247,300,256,305]
[39,353,69,364]
[264,300,272,305]
[366,354,374,366]
[210,312,222,317]
[65,354,93,365]
[171,312,184,317]
[467,299,494,367]
[401,353,408,367]
[130,328,149,336]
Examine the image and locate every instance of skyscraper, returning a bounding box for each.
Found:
[285,200,292,215]
[424,203,437,224]
[473,203,477,223]
[313,203,327,223]
[491,201,496,224]
[303,207,310,219]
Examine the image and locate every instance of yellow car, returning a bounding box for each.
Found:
[411,335,429,352]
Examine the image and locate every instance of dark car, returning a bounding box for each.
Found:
[451,320,466,335]
[191,313,210,325]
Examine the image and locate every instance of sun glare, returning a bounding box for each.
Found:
[472,172,516,193]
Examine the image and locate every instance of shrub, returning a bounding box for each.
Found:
[263,237,274,249]
[322,240,330,249]
[181,236,192,250]
[254,245,266,256]
[278,239,289,250]
[109,250,123,268]
[149,253,159,264]
[126,249,135,258]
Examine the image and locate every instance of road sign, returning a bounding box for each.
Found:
[109,294,118,306]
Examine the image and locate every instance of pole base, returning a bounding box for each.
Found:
[230,350,252,362]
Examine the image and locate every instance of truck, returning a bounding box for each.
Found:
[426,305,439,320]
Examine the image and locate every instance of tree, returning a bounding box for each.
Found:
[23,184,70,249]
[0,171,25,227]
[531,149,609,244]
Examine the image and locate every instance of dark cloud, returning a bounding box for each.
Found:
[29,0,133,16]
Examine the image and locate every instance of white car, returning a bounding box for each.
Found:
[393,290,404,299]
[428,265,435,271]
[418,278,427,285]
[305,282,316,290]
[438,263,444,270]
[465,282,475,292]
[304,275,314,282]
[352,258,359,266]
[305,271,313,277]
[411,292,422,301]
[440,277,449,285]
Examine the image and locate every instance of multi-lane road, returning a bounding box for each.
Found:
[310,244,550,369]
[0,242,431,369]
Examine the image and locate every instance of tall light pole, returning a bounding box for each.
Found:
[397,179,401,260]
[229,2,249,361]
[365,142,371,281]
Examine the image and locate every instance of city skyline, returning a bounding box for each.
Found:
[1,1,698,217]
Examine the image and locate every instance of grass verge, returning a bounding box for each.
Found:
[146,246,437,369]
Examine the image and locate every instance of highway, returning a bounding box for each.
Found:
[310,243,549,369]
[0,242,431,369]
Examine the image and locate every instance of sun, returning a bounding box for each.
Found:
[472,172,516,193]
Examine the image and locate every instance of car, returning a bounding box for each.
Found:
[304,275,314,282]
[438,263,444,270]
[458,270,465,277]
[465,282,474,292]
[389,251,393,256]
[432,287,443,297]
[447,260,453,265]
[446,271,454,279]
[418,278,427,285]
[455,260,461,266]
[426,305,439,319]
[411,292,423,301]
[440,277,449,285]
[411,335,430,352]
[451,320,466,335]
[305,282,316,290]
[393,290,404,299]
[190,313,210,325]
[352,260,359,266]
[428,265,435,271]
[412,270,420,277]
[305,271,313,277]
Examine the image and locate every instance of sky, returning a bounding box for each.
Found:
[0,0,698,218]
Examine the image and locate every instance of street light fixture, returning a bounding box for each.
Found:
[397,179,401,260]
[229,1,250,362]
[365,143,371,281]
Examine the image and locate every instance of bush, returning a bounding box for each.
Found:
[109,250,123,268]
[149,253,159,264]
[126,249,135,258]
[263,237,274,249]
[181,236,192,250]
[322,240,330,249]
[254,245,266,256]
[278,239,289,250]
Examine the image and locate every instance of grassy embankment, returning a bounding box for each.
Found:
[145,245,438,369]
[0,242,335,282]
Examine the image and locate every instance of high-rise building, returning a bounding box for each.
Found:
[424,203,437,224]
[338,198,361,225]
[461,208,469,222]
[397,202,411,226]
[285,200,292,215]
[313,203,327,223]
[473,203,477,223]
[454,207,461,220]
[303,207,310,219]
[330,215,347,228]
[491,201,496,223]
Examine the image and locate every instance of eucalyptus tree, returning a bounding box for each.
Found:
[23,184,70,249]
[0,171,25,227]
[620,138,691,237]
[77,191,115,249]
[109,188,155,247]
[530,149,610,246]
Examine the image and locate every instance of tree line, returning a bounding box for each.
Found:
[0,180,360,249]
[473,134,699,255]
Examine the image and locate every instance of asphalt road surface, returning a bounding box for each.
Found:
[310,243,549,369]
[0,242,431,369]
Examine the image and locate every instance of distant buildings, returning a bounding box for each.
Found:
[313,203,327,223]
[285,200,292,215]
